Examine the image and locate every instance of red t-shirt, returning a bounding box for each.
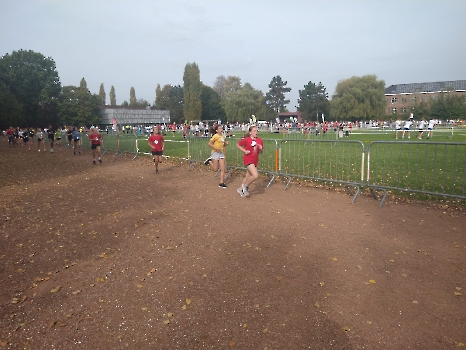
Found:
[238,136,263,167]
[89,133,101,145]
[148,134,164,152]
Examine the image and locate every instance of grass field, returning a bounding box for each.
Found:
[81,127,466,202]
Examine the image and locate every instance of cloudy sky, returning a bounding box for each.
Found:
[1,0,465,109]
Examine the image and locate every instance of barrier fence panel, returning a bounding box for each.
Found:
[279,139,365,184]
[118,135,138,157]
[367,141,466,206]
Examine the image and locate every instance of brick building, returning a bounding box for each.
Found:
[384,80,466,115]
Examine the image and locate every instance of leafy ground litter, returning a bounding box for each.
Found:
[0,139,465,349]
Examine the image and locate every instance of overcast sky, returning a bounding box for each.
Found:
[1,0,465,109]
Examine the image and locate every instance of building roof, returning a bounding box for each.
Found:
[385,80,466,94]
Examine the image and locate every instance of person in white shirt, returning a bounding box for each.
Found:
[395,119,402,139]
[402,117,413,139]
[426,119,436,139]
[418,119,426,139]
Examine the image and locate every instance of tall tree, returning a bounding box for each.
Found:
[155,84,162,108]
[80,78,87,89]
[57,85,101,126]
[223,83,269,123]
[98,83,106,105]
[297,81,330,121]
[183,62,202,122]
[213,75,242,100]
[0,82,23,128]
[109,85,116,105]
[129,87,137,106]
[201,85,225,122]
[331,75,386,120]
[265,75,291,114]
[0,49,61,126]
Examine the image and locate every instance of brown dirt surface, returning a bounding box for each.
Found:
[1,139,465,350]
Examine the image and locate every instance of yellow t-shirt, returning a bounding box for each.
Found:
[210,134,225,151]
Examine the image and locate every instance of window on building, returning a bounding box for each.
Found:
[421,96,427,102]
[401,97,407,103]
[391,108,397,114]
[391,97,397,104]
[401,108,407,113]
[411,96,417,103]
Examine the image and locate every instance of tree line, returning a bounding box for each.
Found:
[1,49,464,129]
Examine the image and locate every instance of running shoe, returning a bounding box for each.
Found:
[204,157,212,165]
[218,183,227,188]
[237,187,246,197]
[242,184,249,197]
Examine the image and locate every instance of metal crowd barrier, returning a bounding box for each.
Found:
[188,136,466,207]
[366,141,466,206]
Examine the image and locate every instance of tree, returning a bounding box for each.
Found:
[297,81,330,121]
[265,76,291,114]
[57,85,101,126]
[183,62,202,122]
[431,93,466,120]
[0,49,61,127]
[201,85,225,121]
[155,84,162,108]
[331,75,386,120]
[223,83,269,123]
[129,87,137,106]
[213,75,242,100]
[80,78,87,89]
[0,82,23,128]
[110,85,116,105]
[98,83,106,105]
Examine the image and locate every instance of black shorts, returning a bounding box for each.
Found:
[151,151,163,156]
[68,135,72,141]
[91,143,101,150]
[37,138,43,142]
[48,136,55,141]
[74,138,80,143]
[56,137,61,140]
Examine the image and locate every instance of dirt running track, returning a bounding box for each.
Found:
[0,139,465,349]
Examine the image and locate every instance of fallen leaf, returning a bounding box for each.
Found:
[50,286,61,293]
[181,305,187,310]
[315,302,320,308]
[136,284,143,288]
[72,290,81,295]
[186,298,191,305]
[332,258,338,261]
[356,265,362,270]
[167,312,173,318]
[319,282,324,287]
[401,273,408,278]
[368,279,376,284]
[454,291,462,296]
[366,321,372,324]
[228,341,236,347]
[342,326,350,332]
[413,300,418,304]
[162,320,170,325]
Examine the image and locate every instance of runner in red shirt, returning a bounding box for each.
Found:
[6,127,15,146]
[147,126,164,173]
[88,127,103,164]
[236,125,264,197]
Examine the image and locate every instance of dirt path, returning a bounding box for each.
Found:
[1,140,465,349]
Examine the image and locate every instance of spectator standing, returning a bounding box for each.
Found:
[147,126,164,173]
[236,125,264,197]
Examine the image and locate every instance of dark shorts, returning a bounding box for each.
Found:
[74,138,80,143]
[152,151,163,156]
[91,143,101,150]
[48,135,54,140]
[37,138,43,142]
[56,137,61,140]
[23,136,29,142]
